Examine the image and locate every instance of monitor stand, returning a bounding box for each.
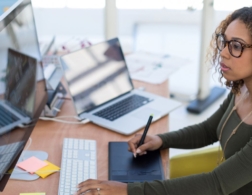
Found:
[10,150,48,181]
[186,86,226,114]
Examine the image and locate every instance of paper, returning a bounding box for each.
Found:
[17,156,48,174]
[35,160,60,178]
[20,193,45,195]
[125,52,189,84]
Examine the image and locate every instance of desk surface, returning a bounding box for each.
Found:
[2,80,170,194]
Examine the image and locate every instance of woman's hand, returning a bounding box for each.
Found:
[75,179,127,195]
[128,134,163,157]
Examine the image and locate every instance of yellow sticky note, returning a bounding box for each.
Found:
[20,193,45,195]
[35,160,60,178]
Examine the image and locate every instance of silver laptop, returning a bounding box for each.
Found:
[0,48,37,135]
[60,38,181,135]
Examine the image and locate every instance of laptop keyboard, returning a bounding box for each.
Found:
[0,141,25,180]
[94,94,152,121]
[0,105,19,128]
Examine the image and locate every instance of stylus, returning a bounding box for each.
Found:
[137,114,153,148]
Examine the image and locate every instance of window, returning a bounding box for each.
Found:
[32,0,105,8]
[164,0,202,10]
[67,0,105,9]
[214,0,252,11]
[32,0,252,11]
[116,0,164,9]
[32,0,66,8]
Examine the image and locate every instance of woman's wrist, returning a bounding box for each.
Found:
[156,134,166,149]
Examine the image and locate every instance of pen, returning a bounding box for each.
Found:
[137,114,153,148]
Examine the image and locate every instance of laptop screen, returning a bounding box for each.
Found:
[5,48,37,118]
[61,38,133,114]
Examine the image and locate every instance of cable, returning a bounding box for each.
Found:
[39,116,90,124]
[54,115,79,119]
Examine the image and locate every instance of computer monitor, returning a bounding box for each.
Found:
[0,0,47,191]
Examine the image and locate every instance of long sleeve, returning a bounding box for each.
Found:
[128,92,252,194]
[127,137,252,195]
[157,92,233,149]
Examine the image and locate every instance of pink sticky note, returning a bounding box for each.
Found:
[17,156,48,174]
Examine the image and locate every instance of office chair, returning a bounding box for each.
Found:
[169,146,220,179]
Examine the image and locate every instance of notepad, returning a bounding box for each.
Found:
[17,156,48,174]
[20,193,45,195]
[35,160,60,178]
[108,142,164,183]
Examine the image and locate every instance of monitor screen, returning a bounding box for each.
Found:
[0,0,47,191]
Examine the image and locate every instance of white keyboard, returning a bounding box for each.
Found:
[58,138,97,195]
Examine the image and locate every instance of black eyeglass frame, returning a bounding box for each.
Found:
[216,34,252,58]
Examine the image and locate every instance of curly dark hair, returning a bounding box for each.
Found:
[209,7,252,94]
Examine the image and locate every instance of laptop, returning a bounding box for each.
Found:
[0,48,37,135]
[60,37,181,135]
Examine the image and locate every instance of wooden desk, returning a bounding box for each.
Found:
[2,80,170,194]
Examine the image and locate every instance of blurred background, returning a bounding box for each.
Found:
[1,0,251,156]
[1,0,251,100]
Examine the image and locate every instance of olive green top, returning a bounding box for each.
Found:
[128,92,252,195]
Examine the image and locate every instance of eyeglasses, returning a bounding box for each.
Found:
[216,34,252,58]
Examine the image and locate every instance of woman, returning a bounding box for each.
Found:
[75,7,252,195]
